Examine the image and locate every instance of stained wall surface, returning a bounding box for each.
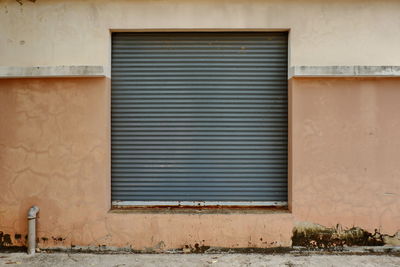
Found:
[1,77,399,249]
[1,0,400,75]
[291,78,400,235]
[0,0,400,250]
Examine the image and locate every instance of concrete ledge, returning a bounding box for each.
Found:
[0,65,105,78]
[3,65,399,79]
[289,66,400,78]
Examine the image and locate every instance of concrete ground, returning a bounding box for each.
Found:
[0,253,399,267]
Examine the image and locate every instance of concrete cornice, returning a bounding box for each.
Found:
[289,66,400,78]
[0,65,105,78]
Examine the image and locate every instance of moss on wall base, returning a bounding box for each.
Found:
[292,222,400,249]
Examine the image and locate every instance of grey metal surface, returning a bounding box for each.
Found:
[111,32,288,203]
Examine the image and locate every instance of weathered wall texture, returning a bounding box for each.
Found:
[291,78,400,235]
[0,77,399,250]
[0,78,295,250]
[0,0,400,251]
[1,0,400,75]
[0,78,111,248]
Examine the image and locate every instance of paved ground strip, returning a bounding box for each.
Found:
[0,252,400,266]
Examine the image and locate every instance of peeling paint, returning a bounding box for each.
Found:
[0,232,12,247]
[0,231,26,252]
[52,237,66,243]
[181,243,211,253]
[383,232,400,246]
[144,241,167,253]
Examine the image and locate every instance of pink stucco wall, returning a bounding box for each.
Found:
[0,77,399,250]
[291,78,400,234]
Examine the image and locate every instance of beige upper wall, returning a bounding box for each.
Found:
[1,0,400,76]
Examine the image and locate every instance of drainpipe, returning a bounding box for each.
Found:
[27,206,40,255]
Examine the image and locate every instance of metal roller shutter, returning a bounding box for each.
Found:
[111,32,288,205]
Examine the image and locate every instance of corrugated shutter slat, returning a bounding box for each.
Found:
[112,32,288,203]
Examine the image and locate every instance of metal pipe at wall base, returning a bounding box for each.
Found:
[27,206,39,255]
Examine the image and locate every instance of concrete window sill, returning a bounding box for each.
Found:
[289,65,400,78]
[0,65,105,78]
[109,206,290,214]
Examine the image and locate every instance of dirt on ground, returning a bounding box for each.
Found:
[0,252,399,267]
